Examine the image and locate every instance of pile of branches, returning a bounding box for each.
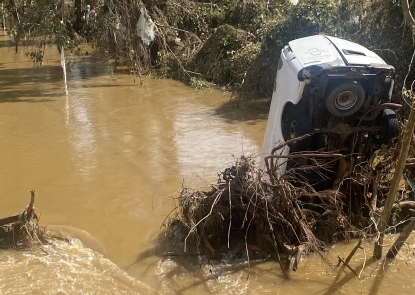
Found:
[164,130,415,269]
[0,190,48,250]
[165,155,356,270]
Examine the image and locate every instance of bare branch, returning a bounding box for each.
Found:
[401,0,415,34]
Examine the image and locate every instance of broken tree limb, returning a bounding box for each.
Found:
[335,239,365,279]
[393,201,415,216]
[401,0,415,34]
[338,256,359,277]
[26,189,35,218]
[0,190,41,249]
[386,218,415,258]
[266,153,344,159]
[345,238,363,264]
[269,134,313,156]
[0,190,35,227]
[0,214,20,227]
[264,135,339,184]
[375,201,415,218]
[370,174,381,214]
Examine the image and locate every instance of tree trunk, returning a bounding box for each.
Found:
[74,0,83,30]
[401,0,415,32]
[373,99,415,259]
[374,0,415,260]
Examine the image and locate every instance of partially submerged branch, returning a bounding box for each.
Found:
[0,190,46,249]
[386,218,415,258]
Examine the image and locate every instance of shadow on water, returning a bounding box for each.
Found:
[123,233,264,294]
[0,65,62,102]
[215,97,270,124]
[320,257,377,295]
[321,256,397,295]
[0,37,48,49]
[0,37,13,49]
[128,228,405,294]
[124,229,289,294]
[368,258,393,295]
[0,96,55,103]
[0,51,122,103]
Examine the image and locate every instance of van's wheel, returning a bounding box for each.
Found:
[325,81,365,117]
[375,108,399,143]
[282,112,312,152]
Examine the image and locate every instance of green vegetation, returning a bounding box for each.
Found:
[1,0,414,102]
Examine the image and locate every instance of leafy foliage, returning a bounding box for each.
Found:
[4,0,80,64]
[3,0,415,101]
[239,0,347,99]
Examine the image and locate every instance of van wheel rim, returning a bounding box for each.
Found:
[335,90,357,110]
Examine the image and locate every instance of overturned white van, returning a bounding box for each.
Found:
[261,35,400,177]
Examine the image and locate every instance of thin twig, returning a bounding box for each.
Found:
[338,256,359,277]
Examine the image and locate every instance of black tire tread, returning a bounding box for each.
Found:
[376,108,399,143]
[282,112,312,152]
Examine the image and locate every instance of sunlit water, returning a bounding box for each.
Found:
[1,31,415,294]
[0,241,154,295]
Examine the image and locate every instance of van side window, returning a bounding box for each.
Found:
[342,49,366,56]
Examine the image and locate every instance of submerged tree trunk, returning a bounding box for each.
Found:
[386,218,415,258]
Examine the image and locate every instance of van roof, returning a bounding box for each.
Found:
[288,35,387,68]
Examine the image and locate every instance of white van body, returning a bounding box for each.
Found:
[260,35,399,177]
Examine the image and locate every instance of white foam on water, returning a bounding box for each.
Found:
[0,241,154,295]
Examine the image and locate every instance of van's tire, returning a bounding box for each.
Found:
[324,81,365,117]
[375,108,399,143]
[282,112,312,152]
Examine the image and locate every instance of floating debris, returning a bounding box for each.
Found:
[0,190,49,250]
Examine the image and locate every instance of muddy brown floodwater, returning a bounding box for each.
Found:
[1,30,415,294]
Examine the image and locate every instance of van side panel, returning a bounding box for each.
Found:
[260,51,305,176]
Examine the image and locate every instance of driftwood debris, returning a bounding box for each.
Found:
[0,190,46,249]
[163,119,415,271]
[164,155,356,270]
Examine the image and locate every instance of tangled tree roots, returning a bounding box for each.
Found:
[165,156,356,270]
[164,129,415,270]
[0,190,48,250]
